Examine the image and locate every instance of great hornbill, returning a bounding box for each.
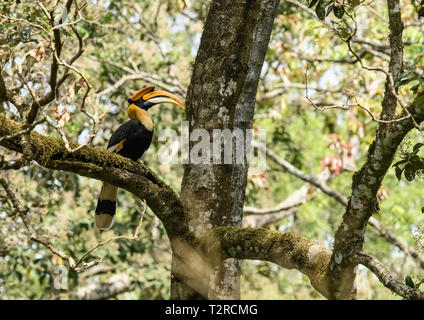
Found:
[95,85,184,230]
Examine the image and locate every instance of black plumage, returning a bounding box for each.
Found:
[107,119,153,161]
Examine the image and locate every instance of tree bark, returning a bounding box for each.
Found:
[173,0,280,299]
[3,0,424,301]
[1,96,424,300]
[329,0,407,299]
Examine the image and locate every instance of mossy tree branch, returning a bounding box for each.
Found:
[352,252,424,300]
[0,113,337,299]
[2,0,424,302]
[199,226,333,299]
[330,95,424,299]
[2,108,424,299]
[252,143,424,270]
[0,114,192,243]
[0,113,335,298]
[179,0,280,299]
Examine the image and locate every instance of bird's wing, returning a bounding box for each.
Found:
[107,139,126,153]
[107,119,139,152]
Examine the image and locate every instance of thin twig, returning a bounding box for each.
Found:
[74,200,147,268]
[0,175,146,274]
[304,65,413,124]
[353,251,424,299]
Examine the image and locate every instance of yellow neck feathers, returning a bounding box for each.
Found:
[127,103,153,131]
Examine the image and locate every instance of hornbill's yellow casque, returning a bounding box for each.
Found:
[95,85,184,230]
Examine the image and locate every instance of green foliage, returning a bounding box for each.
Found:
[396,69,424,94]
[308,0,345,20]
[393,143,424,182]
[1,0,424,301]
[405,275,415,288]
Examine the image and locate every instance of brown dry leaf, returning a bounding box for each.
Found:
[63,84,75,103]
[56,108,71,128]
[98,113,105,123]
[28,45,45,62]
[48,107,58,114]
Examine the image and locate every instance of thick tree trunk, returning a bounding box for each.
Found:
[171,0,280,299]
[329,0,405,299]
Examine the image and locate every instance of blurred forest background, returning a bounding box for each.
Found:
[1,0,424,299]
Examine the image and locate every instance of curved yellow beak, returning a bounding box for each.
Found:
[142,90,185,109]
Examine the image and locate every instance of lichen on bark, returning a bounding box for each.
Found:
[198,226,332,298]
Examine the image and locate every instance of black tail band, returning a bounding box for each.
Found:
[95,199,116,216]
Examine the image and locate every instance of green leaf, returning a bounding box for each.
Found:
[308,0,319,8]
[409,155,422,168]
[334,5,345,18]
[395,166,402,181]
[413,143,424,151]
[393,159,407,167]
[15,270,22,281]
[404,165,415,181]
[405,276,415,288]
[419,6,424,18]
[315,1,326,20]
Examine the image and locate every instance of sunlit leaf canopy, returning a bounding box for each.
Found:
[0,0,423,299]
